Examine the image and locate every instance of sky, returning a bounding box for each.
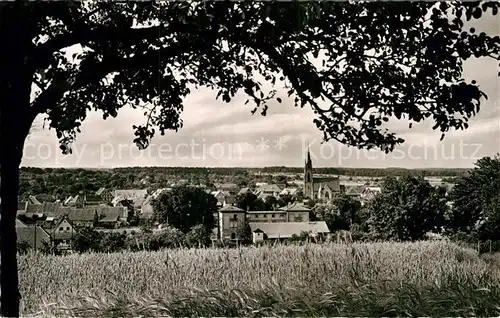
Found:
[23,10,500,169]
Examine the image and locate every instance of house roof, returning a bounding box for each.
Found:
[238,187,252,195]
[25,203,43,214]
[57,206,76,217]
[279,202,311,212]
[313,177,341,192]
[98,206,124,222]
[16,219,28,228]
[42,202,62,213]
[313,176,340,183]
[99,214,120,222]
[280,188,298,195]
[112,190,147,207]
[64,196,73,205]
[219,205,245,212]
[53,217,75,229]
[345,186,363,196]
[68,207,96,222]
[16,226,51,248]
[18,201,28,211]
[248,221,330,239]
[48,218,77,240]
[151,188,171,199]
[142,195,153,206]
[253,228,264,233]
[257,184,282,193]
[96,187,107,196]
[246,210,283,214]
[257,192,272,201]
[85,194,102,202]
[98,206,127,218]
[28,195,42,205]
[95,227,141,234]
[215,183,238,189]
[113,189,148,199]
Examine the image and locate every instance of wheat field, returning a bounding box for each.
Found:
[19,241,500,317]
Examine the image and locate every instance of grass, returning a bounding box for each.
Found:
[18,241,500,317]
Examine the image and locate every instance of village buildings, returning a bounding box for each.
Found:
[16,148,456,251]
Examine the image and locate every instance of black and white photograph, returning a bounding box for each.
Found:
[0,1,499,317]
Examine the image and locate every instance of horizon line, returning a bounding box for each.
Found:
[19,165,472,171]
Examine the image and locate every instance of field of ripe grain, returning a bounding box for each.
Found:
[19,241,500,317]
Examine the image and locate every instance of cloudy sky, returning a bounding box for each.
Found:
[23,11,499,169]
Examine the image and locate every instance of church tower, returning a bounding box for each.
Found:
[303,148,314,199]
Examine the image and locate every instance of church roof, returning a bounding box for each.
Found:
[313,176,340,182]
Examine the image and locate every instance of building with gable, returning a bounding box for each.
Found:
[216,201,329,243]
[303,149,344,201]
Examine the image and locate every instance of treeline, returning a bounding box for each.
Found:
[257,166,468,177]
[313,155,500,252]
[19,165,466,201]
[21,166,468,178]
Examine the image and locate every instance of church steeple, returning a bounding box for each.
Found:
[304,146,313,199]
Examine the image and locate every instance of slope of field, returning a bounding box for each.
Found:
[20,242,500,317]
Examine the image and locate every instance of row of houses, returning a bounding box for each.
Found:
[17,202,128,227]
[16,200,130,252]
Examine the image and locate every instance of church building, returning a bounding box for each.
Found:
[303,149,344,201]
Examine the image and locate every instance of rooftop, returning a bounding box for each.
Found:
[219,205,245,212]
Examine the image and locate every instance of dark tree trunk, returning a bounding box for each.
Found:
[0,4,35,316]
[0,84,31,318]
[0,150,22,317]
[0,103,31,318]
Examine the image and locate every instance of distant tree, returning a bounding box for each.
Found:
[313,201,360,232]
[2,2,500,316]
[294,189,305,202]
[72,227,102,253]
[92,212,100,228]
[263,175,273,184]
[121,199,139,226]
[277,194,293,207]
[329,193,362,230]
[235,192,258,211]
[313,203,335,221]
[366,176,447,241]
[152,186,217,233]
[275,175,287,184]
[290,231,310,243]
[264,196,278,210]
[446,155,500,241]
[154,226,187,249]
[252,198,267,211]
[185,224,212,248]
[236,218,252,244]
[304,199,316,209]
[233,170,252,188]
[99,232,126,253]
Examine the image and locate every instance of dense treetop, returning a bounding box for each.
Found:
[13,1,498,154]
